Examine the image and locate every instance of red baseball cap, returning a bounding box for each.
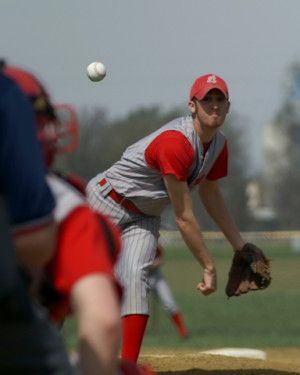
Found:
[190,74,229,100]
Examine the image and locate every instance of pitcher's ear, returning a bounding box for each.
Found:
[227,101,231,114]
[188,99,196,114]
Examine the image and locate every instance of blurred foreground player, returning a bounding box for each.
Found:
[3,61,155,375]
[0,67,72,374]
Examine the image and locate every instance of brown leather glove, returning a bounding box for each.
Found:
[225,243,272,297]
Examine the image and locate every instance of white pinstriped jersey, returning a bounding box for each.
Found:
[104,115,226,216]
[87,115,227,316]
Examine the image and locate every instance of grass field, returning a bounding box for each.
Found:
[62,243,300,350]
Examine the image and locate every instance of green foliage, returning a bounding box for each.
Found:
[54,105,183,181]
[62,244,300,350]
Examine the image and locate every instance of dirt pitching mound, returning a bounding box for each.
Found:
[139,348,300,375]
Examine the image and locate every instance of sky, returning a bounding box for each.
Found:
[1,0,300,174]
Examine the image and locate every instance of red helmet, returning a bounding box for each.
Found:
[1,61,78,166]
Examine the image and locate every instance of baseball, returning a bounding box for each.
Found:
[86,61,106,82]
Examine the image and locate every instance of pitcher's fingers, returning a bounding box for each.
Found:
[197,282,215,296]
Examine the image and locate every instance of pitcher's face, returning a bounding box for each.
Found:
[189,89,230,131]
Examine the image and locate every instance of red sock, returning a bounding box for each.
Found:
[171,312,188,337]
[121,314,149,362]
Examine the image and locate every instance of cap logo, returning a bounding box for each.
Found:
[207,75,217,84]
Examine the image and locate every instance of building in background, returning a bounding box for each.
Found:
[248,62,300,230]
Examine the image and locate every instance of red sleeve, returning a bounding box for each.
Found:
[145,131,194,181]
[206,140,228,180]
[48,206,121,298]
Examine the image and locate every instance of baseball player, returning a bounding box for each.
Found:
[148,242,189,339]
[0,69,72,374]
[87,73,246,362]
[3,62,156,375]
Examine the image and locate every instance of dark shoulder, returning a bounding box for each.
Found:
[0,73,28,107]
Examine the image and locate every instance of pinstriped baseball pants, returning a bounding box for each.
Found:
[87,175,161,316]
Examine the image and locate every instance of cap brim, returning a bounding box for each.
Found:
[193,86,228,100]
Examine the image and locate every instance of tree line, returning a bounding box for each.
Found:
[54,103,298,231]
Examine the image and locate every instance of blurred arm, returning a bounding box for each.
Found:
[71,274,121,375]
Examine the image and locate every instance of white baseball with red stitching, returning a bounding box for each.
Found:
[86,61,106,82]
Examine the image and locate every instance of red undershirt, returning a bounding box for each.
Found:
[145,130,228,182]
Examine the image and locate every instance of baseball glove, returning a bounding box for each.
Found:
[225,242,271,297]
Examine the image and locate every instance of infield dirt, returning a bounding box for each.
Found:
[138,348,300,375]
